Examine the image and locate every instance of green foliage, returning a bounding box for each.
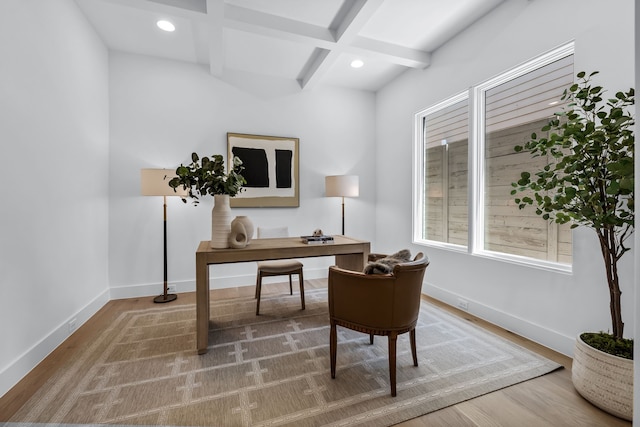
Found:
[581,332,633,360]
[511,71,634,234]
[512,71,634,341]
[168,153,246,204]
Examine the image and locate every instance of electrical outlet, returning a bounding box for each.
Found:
[68,318,77,334]
[167,284,177,294]
[457,298,469,311]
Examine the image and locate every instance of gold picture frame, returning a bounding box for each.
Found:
[227,133,299,207]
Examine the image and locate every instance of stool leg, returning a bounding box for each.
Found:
[299,269,305,310]
[255,269,259,299]
[256,272,262,315]
[410,328,418,366]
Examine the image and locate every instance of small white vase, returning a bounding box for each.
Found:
[211,194,232,249]
[229,220,248,249]
[232,216,254,243]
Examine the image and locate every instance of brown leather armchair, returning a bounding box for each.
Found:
[328,252,429,397]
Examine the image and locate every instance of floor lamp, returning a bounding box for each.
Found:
[141,168,186,303]
[325,175,359,235]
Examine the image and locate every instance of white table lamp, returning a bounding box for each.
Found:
[141,168,187,303]
[325,175,359,235]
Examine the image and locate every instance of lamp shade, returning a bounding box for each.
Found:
[325,175,359,198]
[140,168,187,197]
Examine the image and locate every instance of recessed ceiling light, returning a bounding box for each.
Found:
[157,20,175,32]
[350,59,364,69]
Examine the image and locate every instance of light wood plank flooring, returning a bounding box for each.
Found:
[0,280,631,426]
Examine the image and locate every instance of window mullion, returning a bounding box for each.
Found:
[469,85,484,255]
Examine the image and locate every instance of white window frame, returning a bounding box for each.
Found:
[413,91,469,252]
[413,42,575,273]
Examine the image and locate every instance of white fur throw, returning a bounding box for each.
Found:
[363,249,412,274]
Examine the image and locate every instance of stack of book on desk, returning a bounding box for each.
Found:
[301,235,335,245]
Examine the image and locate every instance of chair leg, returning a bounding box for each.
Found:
[389,333,398,397]
[410,328,418,366]
[299,269,305,310]
[289,274,293,295]
[330,322,337,379]
[255,270,259,299]
[369,334,374,345]
[256,272,262,315]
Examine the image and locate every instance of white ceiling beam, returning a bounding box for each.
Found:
[101,0,431,85]
[205,0,224,77]
[297,48,333,89]
[146,0,206,14]
[295,0,385,90]
[223,2,429,69]
[351,36,431,69]
[101,0,206,19]
[224,4,335,46]
[296,0,385,89]
[332,0,384,42]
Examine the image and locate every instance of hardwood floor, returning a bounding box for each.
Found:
[0,280,631,426]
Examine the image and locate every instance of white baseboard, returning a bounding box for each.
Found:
[423,282,575,357]
[0,289,110,398]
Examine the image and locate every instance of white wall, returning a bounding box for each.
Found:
[108,53,376,298]
[0,0,110,396]
[375,0,635,356]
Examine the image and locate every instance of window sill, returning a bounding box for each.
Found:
[413,239,572,274]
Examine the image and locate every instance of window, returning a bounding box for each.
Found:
[415,93,468,248]
[414,43,574,269]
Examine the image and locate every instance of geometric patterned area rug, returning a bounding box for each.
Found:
[8,288,561,427]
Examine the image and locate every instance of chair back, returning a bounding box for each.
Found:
[257,226,289,238]
[328,252,429,332]
[389,252,429,328]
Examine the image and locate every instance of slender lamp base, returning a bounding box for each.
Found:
[154,195,177,304]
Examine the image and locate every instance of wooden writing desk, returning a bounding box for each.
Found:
[195,235,370,354]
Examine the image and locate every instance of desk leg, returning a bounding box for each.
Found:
[335,249,369,271]
[196,252,210,355]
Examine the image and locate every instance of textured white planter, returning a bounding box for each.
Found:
[572,334,633,420]
[210,194,231,249]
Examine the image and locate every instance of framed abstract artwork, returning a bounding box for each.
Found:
[227,133,299,207]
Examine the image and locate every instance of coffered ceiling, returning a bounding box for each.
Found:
[75,0,506,92]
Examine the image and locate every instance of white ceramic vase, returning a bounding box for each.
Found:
[229,220,248,249]
[211,194,232,249]
[232,216,254,243]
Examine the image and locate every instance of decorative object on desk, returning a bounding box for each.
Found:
[511,71,634,420]
[228,215,254,249]
[312,228,323,237]
[211,194,232,248]
[168,152,246,249]
[227,133,299,207]
[140,168,188,303]
[301,234,334,245]
[233,215,254,243]
[325,175,359,235]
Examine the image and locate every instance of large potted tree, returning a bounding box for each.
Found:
[511,71,634,420]
[169,153,246,248]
